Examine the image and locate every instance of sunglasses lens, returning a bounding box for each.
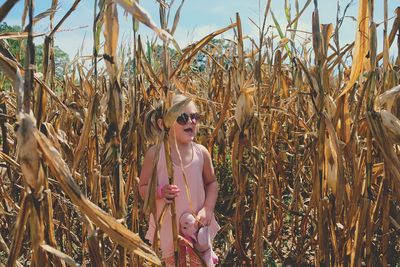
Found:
[176,113,189,125]
[176,113,200,125]
[190,113,200,124]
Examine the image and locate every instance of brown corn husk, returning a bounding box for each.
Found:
[15,113,43,196]
[380,109,400,145]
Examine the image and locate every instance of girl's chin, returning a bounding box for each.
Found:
[184,131,196,139]
[177,136,194,144]
[185,136,195,142]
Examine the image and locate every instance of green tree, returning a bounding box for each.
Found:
[35,44,70,79]
[0,22,24,62]
[0,22,70,80]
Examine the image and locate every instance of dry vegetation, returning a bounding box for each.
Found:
[0,0,400,266]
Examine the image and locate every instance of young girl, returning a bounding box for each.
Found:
[139,94,220,266]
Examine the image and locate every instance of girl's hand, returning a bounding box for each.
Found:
[159,184,180,203]
[196,206,213,226]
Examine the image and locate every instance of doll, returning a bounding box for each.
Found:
[180,212,218,267]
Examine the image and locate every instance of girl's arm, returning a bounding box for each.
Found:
[197,145,219,225]
[139,146,157,200]
[139,146,180,202]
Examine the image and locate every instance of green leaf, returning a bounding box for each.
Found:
[271,10,292,58]
[271,10,285,39]
[284,0,291,24]
[294,0,299,30]
[146,40,152,65]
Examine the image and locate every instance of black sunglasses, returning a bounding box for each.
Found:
[176,113,200,125]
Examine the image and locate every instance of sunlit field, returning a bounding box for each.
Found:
[0,0,399,266]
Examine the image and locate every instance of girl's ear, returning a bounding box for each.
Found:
[157,118,165,131]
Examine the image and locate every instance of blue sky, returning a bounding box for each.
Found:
[1,0,399,59]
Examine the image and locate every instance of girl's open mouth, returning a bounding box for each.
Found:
[184,128,193,133]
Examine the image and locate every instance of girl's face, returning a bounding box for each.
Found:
[170,101,199,144]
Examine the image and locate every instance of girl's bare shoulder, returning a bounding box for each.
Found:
[195,143,212,159]
[144,144,159,160]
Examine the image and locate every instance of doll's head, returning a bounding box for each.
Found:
[179,212,199,241]
[179,212,218,267]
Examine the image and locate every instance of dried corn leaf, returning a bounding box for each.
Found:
[0,150,21,171]
[41,244,78,267]
[170,22,236,78]
[231,130,239,186]
[34,73,68,110]
[72,93,97,172]
[0,49,67,112]
[208,73,231,149]
[32,129,161,265]
[82,214,106,267]
[0,52,23,110]
[320,24,333,61]
[32,6,58,25]
[388,8,400,47]
[350,198,370,266]
[338,0,369,98]
[115,0,172,42]
[7,195,30,267]
[0,51,20,82]
[325,95,336,120]
[324,113,344,214]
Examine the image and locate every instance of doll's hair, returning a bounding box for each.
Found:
[144,94,193,143]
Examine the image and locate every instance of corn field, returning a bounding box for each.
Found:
[0,0,400,266]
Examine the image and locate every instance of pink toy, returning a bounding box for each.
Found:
[180,212,218,267]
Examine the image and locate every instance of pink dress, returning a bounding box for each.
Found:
[145,142,220,259]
